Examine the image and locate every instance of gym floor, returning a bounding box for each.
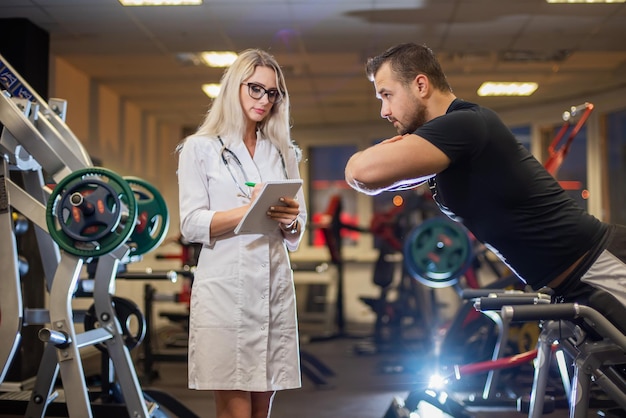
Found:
[139,326,611,418]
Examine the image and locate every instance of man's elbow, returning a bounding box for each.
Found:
[345,167,383,196]
[346,157,372,184]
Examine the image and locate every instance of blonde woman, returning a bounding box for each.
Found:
[177,49,306,418]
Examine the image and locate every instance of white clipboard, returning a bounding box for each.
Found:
[234,179,303,235]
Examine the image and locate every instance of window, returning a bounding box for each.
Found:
[308,145,359,248]
[547,123,588,211]
[606,108,626,224]
[509,125,531,150]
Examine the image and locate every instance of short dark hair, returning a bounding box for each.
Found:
[365,43,452,92]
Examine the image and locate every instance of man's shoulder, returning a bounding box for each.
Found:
[435,100,483,127]
[446,98,480,113]
[445,99,502,128]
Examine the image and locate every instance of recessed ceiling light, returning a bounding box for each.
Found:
[202,83,221,99]
[199,52,239,68]
[119,0,202,6]
[477,82,539,97]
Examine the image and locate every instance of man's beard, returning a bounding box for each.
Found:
[396,99,428,135]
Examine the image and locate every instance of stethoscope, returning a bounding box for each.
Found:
[218,136,288,198]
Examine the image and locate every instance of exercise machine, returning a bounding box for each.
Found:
[382,220,540,416]
[471,291,626,417]
[141,273,192,383]
[502,299,626,417]
[384,290,562,418]
[355,192,438,356]
[384,275,626,417]
[0,52,195,417]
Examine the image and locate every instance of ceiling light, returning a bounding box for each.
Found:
[119,0,202,6]
[477,82,538,97]
[202,83,221,99]
[546,0,625,3]
[200,52,238,68]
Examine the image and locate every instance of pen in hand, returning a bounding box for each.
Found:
[245,182,256,187]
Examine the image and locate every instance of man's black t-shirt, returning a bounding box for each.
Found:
[415,98,607,289]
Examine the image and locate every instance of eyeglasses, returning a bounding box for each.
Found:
[242,82,283,104]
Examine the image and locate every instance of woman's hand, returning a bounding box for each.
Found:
[267,196,300,227]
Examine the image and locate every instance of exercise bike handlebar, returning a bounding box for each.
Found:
[502,303,626,351]
[475,294,551,311]
[460,288,514,299]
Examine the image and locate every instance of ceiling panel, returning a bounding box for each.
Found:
[0,0,624,129]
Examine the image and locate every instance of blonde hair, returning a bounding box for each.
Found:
[185,49,296,159]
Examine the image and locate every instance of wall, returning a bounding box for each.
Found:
[47,55,626,331]
[49,56,185,326]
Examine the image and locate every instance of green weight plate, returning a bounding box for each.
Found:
[46,167,138,258]
[403,217,473,288]
[124,176,170,256]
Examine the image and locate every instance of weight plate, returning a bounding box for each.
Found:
[404,217,473,288]
[46,167,137,258]
[123,176,170,256]
[57,178,121,242]
[84,296,146,352]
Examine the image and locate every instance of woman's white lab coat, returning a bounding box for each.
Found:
[178,133,307,392]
